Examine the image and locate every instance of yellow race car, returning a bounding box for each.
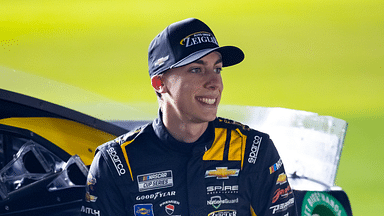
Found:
[0,88,129,215]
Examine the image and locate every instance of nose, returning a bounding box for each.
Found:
[205,71,223,91]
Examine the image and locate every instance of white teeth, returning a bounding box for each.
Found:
[198,98,216,105]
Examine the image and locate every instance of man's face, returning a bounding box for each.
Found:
[161,51,223,124]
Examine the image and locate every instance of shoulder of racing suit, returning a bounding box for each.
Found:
[94,123,151,182]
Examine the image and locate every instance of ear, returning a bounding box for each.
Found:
[151,75,166,93]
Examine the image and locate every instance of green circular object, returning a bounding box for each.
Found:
[301,191,347,216]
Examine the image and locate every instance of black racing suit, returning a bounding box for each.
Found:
[80,114,297,216]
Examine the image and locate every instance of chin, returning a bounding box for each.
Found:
[188,107,218,123]
[201,112,218,122]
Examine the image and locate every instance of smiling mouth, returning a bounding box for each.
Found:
[197,97,216,105]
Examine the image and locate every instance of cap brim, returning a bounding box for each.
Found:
[170,46,244,69]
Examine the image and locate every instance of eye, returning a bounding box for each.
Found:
[189,67,202,73]
[214,67,222,74]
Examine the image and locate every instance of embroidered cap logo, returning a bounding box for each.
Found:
[180,31,219,48]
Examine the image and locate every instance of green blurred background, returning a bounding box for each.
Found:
[1,0,383,215]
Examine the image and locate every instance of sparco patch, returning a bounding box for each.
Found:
[106,147,126,176]
[137,170,174,192]
[248,135,262,164]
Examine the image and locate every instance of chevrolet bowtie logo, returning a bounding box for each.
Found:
[205,167,240,179]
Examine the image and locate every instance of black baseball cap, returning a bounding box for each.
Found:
[148,18,245,77]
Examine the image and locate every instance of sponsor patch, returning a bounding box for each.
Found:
[154,55,169,67]
[165,204,174,215]
[136,191,176,201]
[106,147,126,176]
[248,135,262,164]
[269,158,283,174]
[207,196,239,209]
[272,185,292,203]
[276,173,287,185]
[207,182,239,195]
[85,173,98,203]
[208,210,237,216]
[137,170,173,192]
[159,200,180,207]
[270,197,295,214]
[160,200,181,215]
[205,167,239,179]
[85,192,98,203]
[81,206,100,216]
[134,204,154,216]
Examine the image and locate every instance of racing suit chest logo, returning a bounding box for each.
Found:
[205,167,239,179]
[137,170,174,192]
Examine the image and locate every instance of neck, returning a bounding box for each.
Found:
[162,110,209,143]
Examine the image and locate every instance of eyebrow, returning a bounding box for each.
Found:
[194,57,223,66]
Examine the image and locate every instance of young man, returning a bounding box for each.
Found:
[81,18,297,216]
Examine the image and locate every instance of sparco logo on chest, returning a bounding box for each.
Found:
[106,147,126,176]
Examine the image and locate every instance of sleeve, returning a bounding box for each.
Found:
[250,137,298,216]
[80,150,127,216]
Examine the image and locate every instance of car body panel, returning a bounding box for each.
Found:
[0,88,129,166]
[0,117,116,166]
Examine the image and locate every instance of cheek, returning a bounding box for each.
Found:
[178,78,199,93]
[165,76,182,95]
[188,78,205,93]
[169,82,194,103]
